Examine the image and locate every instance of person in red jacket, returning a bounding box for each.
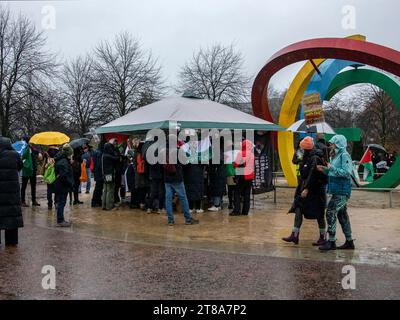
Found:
[230,139,255,216]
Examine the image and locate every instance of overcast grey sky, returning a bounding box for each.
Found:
[5,0,400,92]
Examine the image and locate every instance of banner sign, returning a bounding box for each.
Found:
[302,92,324,125]
[252,132,274,194]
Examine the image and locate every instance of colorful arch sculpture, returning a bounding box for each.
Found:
[325,68,400,189]
[252,37,400,188]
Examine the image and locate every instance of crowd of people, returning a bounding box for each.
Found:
[283,134,355,251]
[0,133,255,245]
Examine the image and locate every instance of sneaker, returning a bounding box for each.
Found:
[185,218,199,225]
[56,221,72,227]
[196,209,204,214]
[208,206,220,212]
[168,221,175,226]
[147,208,152,214]
[229,211,240,216]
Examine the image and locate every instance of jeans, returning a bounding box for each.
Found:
[47,183,55,208]
[56,192,68,223]
[165,182,192,223]
[233,179,252,215]
[212,196,221,207]
[79,168,92,193]
[102,182,115,210]
[326,195,353,241]
[21,175,37,203]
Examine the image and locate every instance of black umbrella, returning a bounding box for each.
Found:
[69,138,90,149]
[367,144,387,153]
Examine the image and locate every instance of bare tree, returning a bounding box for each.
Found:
[178,44,251,104]
[356,85,399,150]
[61,55,107,136]
[93,32,164,117]
[0,7,56,137]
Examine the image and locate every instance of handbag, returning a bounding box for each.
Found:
[80,161,87,182]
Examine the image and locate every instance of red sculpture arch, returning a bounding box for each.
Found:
[252,37,400,122]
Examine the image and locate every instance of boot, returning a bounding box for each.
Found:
[319,240,336,251]
[282,232,299,245]
[312,234,327,246]
[337,240,355,250]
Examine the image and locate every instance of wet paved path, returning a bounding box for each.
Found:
[1,223,400,300]
[1,184,399,299]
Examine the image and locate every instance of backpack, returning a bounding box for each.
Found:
[43,163,56,184]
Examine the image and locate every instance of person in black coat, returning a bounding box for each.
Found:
[282,137,328,246]
[71,148,83,205]
[0,137,23,245]
[142,138,165,213]
[54,144,74,227]
[183,163,205,213]
[207,151,226,211]
[102,142,119,210]
[91,142,104,207]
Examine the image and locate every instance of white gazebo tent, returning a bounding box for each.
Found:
[96,96,283,133]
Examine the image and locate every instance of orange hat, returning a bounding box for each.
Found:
[300,136,314,150]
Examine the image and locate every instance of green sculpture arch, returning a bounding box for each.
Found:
[326,68,400,189]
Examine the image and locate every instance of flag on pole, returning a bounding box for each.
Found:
[360,147,374,182]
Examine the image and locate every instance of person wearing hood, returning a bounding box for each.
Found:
[54,143,74,227]
[282,136,328,246]
[101,142,119,210]
[91,141,105,208]
[21,136,43,207]
[0,137,23,245]
[230,139,255,216]
[317,134,355,251]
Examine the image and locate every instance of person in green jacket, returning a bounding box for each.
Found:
[317,135,355,251]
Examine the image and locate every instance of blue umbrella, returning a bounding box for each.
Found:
[12,140,28,156]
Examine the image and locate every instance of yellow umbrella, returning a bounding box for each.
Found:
[29,132,70,146]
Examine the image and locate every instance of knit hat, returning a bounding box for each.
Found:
[299,136,314,150]
[62,143,73,157]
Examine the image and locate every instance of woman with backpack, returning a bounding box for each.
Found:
[43,146,59,210]
[282,136,328,246]
[317,134,355,251]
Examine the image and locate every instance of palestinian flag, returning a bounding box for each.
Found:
[360,147,374,182]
